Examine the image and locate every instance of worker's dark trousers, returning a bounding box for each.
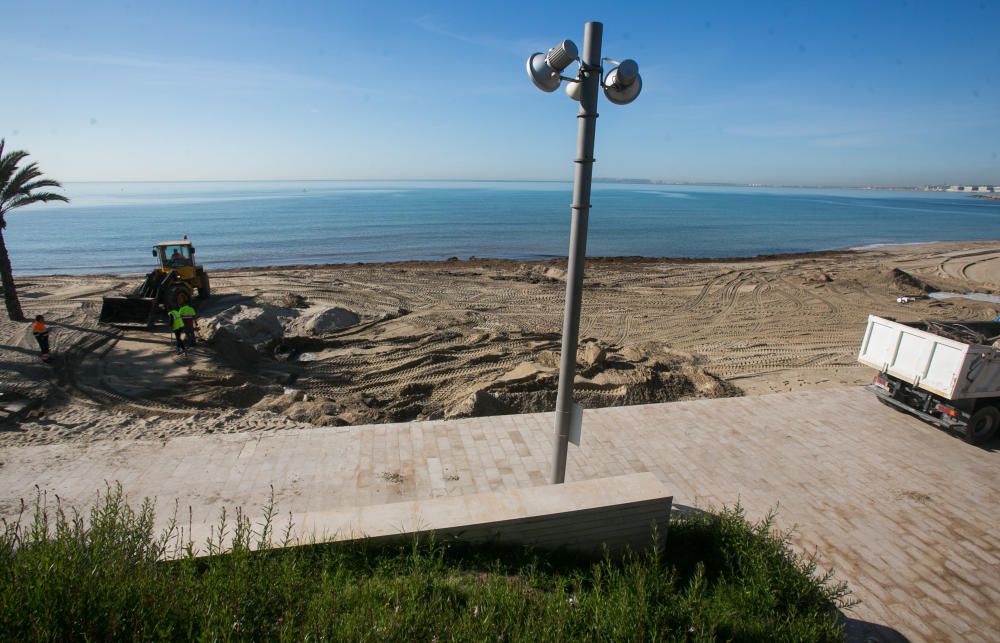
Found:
[173,329,186,352]
[34,332,49,356]
[184,323,196,346]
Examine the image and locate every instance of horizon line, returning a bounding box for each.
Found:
[53,178,960,190]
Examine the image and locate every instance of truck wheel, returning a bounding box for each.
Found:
[965,406,999,445]
[198,273,211,299]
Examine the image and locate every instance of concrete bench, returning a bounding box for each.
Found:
[184,472,672,557]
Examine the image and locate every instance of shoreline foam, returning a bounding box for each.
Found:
[15,239,999,280]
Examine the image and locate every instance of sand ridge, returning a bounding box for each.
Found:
[1,241,997,446]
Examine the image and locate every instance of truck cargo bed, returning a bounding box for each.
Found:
[857,315,1000,400]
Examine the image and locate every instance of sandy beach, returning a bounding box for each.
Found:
[1,240,997,447]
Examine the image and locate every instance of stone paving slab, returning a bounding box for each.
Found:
[2,387,998,641]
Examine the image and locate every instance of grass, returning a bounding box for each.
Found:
[1,485,854,641]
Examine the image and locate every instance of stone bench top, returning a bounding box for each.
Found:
[183,472,672,557]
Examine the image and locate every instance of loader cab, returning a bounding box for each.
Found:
[154,242,196,274]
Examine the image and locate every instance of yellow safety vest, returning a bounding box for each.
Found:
[168,310,184,331]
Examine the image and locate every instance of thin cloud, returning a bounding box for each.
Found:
[810,134,874,148]
[413,15,536,57]
[727,122,851,139]
[726,121,878,148]
[15,44,347,93]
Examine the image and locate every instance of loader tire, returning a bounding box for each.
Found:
[165,285,191,310]
[965,406,999,445]
[198,273,211,299]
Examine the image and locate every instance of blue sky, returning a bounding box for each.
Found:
[4,0,999,185]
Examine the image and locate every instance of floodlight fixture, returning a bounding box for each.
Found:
[526,40,579,92]
[564,77,583,101]
[602,59,642,105]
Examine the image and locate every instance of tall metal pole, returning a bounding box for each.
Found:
[551,21,602,484]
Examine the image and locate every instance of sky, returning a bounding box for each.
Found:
[3,0,999,186]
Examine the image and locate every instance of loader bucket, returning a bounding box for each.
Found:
[99,296,158,326]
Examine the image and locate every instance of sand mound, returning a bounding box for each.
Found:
[203,302,363,354]
[253,390,345,425]
[889,268,934,294]
[205,304,289,346]
[445,340,740,419]
[492,264,567,284]
[283,307,360,336]
[544,267,567,281]
[202,303,295,366]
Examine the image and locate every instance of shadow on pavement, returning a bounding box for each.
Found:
[840,613,909,642]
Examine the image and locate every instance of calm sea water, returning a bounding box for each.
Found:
[6,181,999,276]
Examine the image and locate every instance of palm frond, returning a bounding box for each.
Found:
[0,192,70,217]
[0,141,69,219]
[0,150,31,188]
[19,178,64,193]
[1,162,43,203]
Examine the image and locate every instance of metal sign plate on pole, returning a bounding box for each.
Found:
[568,400,583,446]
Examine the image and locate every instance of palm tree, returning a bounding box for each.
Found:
[0,139,69,321]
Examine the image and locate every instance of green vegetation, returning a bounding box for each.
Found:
[1,486,853,641]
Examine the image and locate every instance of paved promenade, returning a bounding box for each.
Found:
[2,387,998,641]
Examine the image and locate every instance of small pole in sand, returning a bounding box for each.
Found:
[526,22,642,484]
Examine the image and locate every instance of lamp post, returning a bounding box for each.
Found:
[526,22,642,484]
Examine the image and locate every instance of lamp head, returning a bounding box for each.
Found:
[603,59,641,105]
[565,78,583,101]
[526,39,578,92]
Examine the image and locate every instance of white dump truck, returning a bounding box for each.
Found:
[857,315,1000,444]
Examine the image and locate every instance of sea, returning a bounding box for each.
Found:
[6,181,999,276]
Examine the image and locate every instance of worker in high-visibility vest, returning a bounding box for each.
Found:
[179,302,197,347]
[167,307,186,354]
[32,315,50,362]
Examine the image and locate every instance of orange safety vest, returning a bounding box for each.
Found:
[32,320,47,334]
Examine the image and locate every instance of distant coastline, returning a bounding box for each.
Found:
[595,178,1000,193]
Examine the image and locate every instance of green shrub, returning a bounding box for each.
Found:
[1,484,853,641]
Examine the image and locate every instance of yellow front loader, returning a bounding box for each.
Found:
[99,240,210,325]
